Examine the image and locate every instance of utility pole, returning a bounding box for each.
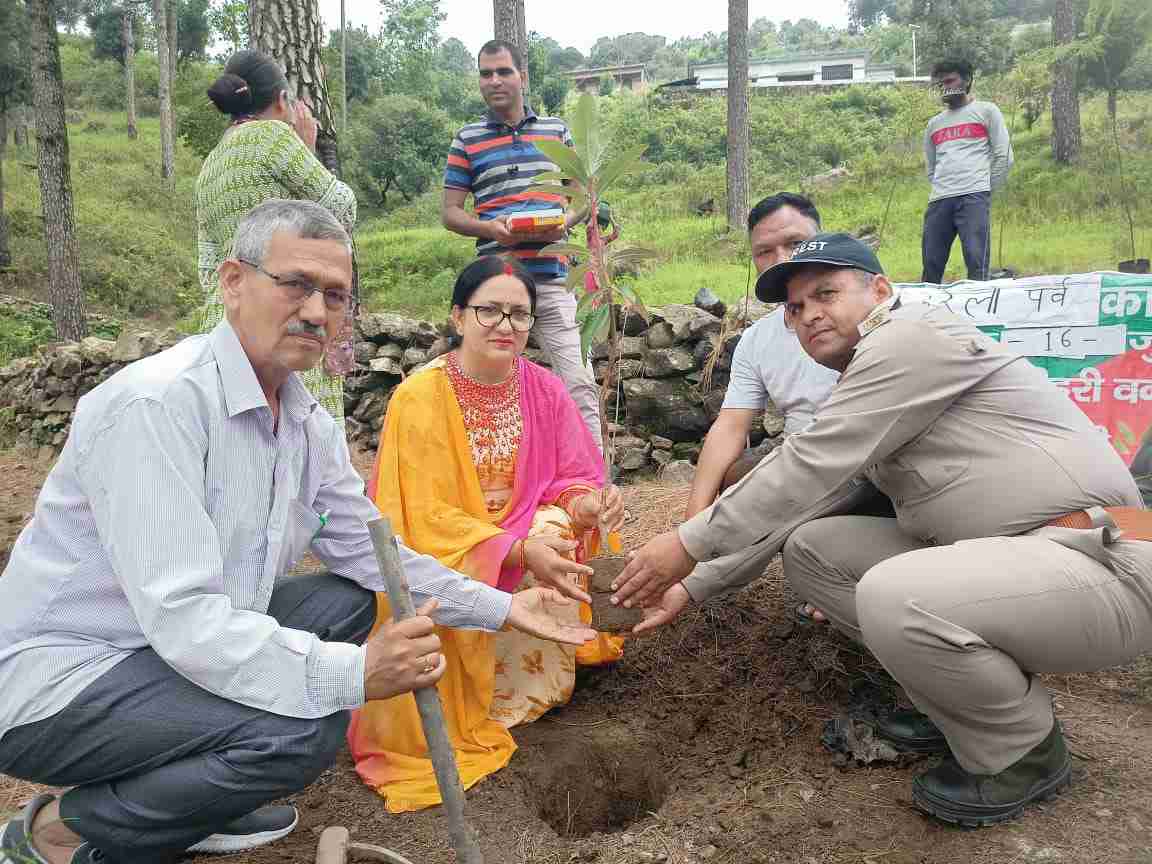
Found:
[340,0,347,135]
[910,24,919,78]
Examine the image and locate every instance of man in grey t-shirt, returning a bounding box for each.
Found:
[921,58,1013,284]
[685,193,839,520]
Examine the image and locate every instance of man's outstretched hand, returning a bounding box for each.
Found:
[610,529,696,608]
[632,583,692,635]
[506,587,596,645]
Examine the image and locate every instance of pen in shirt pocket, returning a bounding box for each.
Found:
[313,509,330,541]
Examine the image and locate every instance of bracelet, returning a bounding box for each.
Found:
[518,538,527,572]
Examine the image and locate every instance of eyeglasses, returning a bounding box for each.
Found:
[237,259,351,312]
[466,304,535,332]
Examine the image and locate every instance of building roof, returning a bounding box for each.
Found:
[693,49,872,72]
[564,63,648,79]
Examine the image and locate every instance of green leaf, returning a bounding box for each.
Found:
[531,170,566,184]
[579,303,611,357]
[614,281,639,305]
[565,264,589,291]
[570,92,601,172]
[540,242,587,258]
[534,140,589,185]
[576,288,601,317]
[596,145,647,194]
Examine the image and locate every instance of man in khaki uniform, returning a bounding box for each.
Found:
[611,233,1151,826]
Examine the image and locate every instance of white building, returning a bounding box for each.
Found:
[681,50,912,91]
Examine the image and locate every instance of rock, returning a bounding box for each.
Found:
[659,459,695,485]
[41,376,65,396]
[49,347,82,379]
[523,347,551,367]
[671,442,701,462]
[79,337,116,366]
[594,358,643,382]
[853,226,880,251]
[804,166,851,190]
[620,308,649,336]
[426,337,452,361]
[699,845,718,860]
[692,335,733,374]
[352,392,389,424]
[590,335,646,361]
[353,341,377,364]
[643,347,695,378]
[358,312,436,346]
[650,435,674,450]
[375,343,403,360]
[401,347,427,370]
[649,304,721,342]
[645,322,676,349]
[47,395,77,413]
[612,435,651,454]
[727,298,776,323]
[651,449,672,465]
[694,287,726,318]
[702,389,726,420]
[622,379,710,442]
[369,356,402,376]
[615,446,649,471]
[112,330,159,363]
[762,401,785,437]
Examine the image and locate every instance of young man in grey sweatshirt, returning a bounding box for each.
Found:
[922,58,1014,284]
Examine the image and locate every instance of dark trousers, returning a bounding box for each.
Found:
[0,573,376,863]
[921,191,991,283]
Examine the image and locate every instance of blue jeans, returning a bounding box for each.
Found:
[921,191,991,283]
[0,573,375,863]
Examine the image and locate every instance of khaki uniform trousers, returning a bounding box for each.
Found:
[784,515,1152,775]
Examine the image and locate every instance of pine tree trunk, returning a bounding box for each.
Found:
[166,0,177,87]
[12,105,29,148]
[123,8,137,140]
[0,110,9,268]
[1051,0,1081,165]
[248,0,341,175]
[726,0,749,232]
[492,0,525,58]
[152,0,175,182]
[26,0,87,341]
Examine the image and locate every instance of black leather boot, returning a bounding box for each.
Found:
[874,709,950,754]
[912,721,1072,827]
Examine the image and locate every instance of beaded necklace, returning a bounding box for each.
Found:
[445,352,522,512]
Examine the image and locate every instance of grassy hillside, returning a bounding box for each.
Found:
[2,86,1150,361]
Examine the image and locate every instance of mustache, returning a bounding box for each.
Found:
[286,320,327,341]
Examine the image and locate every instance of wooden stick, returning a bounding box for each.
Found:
[367,518,485,864]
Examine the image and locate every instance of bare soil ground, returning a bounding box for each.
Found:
[3,448,1152,864]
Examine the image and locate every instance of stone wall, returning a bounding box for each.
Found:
[0,292,785,475]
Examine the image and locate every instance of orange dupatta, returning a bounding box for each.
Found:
[347,358,615,812]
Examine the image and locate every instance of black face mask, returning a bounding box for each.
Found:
[939,82,969,108]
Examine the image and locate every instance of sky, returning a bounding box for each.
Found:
[314,0,853,57]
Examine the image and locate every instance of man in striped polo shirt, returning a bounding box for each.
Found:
[441,39,600,446]
[921,58,1013,284]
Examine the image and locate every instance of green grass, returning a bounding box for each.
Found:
[2,90,1150,359]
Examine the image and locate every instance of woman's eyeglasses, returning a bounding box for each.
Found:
[466,304,535,332]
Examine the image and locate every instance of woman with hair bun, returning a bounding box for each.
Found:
[196,49,356,422]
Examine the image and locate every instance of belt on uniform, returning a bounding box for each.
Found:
[1047,506,1152,542]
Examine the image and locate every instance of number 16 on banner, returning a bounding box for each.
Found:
[1001,324,1128,359]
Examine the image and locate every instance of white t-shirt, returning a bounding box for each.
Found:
[721,308,841,435]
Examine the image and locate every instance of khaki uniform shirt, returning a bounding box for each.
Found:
[680,302,1142,603]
